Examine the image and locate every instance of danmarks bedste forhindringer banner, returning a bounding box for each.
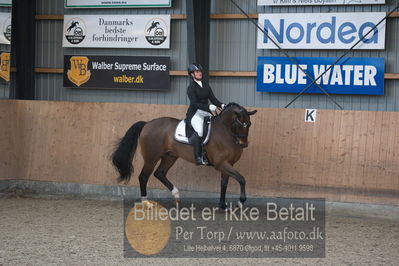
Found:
[62,15,170,49]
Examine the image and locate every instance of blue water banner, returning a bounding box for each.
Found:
[256,56,384,95]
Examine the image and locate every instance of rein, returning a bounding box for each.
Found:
[230,132,247,146]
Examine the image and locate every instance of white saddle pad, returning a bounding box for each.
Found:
[174,120,211,145]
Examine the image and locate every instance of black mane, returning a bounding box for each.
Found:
[225,102,240,109]
[223,102,247,113]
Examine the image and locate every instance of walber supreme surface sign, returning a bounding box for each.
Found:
[64,55,170,90]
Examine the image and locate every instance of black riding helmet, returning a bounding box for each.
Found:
[187,63,203,75]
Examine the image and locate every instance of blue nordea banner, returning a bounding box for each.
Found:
[257,13,386,50]
[256,56,384,95]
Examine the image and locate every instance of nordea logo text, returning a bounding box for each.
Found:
[257,12,386,50]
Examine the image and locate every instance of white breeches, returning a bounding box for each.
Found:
[191,109,212,137]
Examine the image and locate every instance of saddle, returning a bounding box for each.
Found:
[174,116,212,145]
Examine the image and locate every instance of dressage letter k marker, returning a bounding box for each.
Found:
[306,110,315,122]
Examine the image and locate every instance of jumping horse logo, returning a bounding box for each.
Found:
[64,18,86,45]
[146,21,160,34]
[145,18,167,46]
[3,16,11,42]
[67,56,91,87]
[67,21,79,33]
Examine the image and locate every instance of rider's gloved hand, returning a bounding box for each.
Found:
[221,104,226,110]
[209,104,217,113]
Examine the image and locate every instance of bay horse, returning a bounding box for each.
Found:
[111,103,257,209]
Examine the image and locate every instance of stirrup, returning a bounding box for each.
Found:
[195,157,206,165]
[201,155,208,165]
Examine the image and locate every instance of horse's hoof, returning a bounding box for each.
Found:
[219,203,232,212]
[142,200,154,209]
[172,186,180,203]
[224,207,233,213]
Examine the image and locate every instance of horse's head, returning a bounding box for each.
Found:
[220,103,257,148]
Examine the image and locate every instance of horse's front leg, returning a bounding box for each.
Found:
[219,173,229,209]
[219,162,246,206]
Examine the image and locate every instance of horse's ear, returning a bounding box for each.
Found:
[247,110,257,116]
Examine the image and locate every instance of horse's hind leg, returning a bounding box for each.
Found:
[138,161,157,202]
[153,154,179,201]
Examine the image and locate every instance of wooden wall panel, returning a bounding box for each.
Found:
[0,101,17,180]
[0,100,399,205]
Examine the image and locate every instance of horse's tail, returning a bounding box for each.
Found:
[111,121,146,184]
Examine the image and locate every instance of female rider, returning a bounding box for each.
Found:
[185,63,226,165]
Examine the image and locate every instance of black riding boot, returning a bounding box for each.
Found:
[190,132,205,165]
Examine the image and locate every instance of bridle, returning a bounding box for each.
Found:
[234,116,250,129]
[217,105,251,148]
[217,104,251,148]
[232,117,250,147]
